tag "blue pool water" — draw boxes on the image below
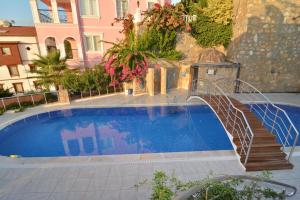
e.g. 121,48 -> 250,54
0,105 -> 299,157
0,105 -> 234,157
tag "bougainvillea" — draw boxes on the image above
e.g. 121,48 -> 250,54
111,14 -> 135,42
103,32 -> 154,87
142,3 -> 186,31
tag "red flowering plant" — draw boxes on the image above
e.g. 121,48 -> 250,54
102,13 -> 156,87
142,3 -> 186,31
102,32 -> 155,87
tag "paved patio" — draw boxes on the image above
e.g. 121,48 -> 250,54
0,89 -> 300,200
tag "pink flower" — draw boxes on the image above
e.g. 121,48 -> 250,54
154,3 -> 161,10
109,67 -> 115,76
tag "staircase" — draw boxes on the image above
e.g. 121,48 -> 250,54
187,78 -> 299,171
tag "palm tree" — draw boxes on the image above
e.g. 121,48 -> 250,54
33,51 -> 67,90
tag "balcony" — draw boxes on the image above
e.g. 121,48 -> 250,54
38,9 -> 53,23
33,0 -> 75,24
38,9 -> 73,24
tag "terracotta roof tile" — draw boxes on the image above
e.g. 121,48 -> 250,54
0,26 -> 36,37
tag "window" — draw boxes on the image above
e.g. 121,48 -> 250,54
116,0 -> 128,19
1,47 -> 11,55
0,84 -> 3,90
13,83 -> 24,93
29,64 -> 36,73
84,34 -> 103,52
7,65 -> 19,77
79,0 -> 99,16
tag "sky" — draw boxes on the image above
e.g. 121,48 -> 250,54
0,0 -> 34,26
0,0 -> 181,26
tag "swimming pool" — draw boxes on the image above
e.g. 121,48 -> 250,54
0,105 -> 234,157
0,105 -> 299,158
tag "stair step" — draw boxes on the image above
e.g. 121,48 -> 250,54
233,137 -> 277,145
202,95 -> 294,171
240,152 -> 287,162
245,160 -> 293,171
237,143 -> 282,153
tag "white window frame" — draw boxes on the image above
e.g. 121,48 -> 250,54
84,33 -> 104,54
79,0 -> 100,18
115,0 -> 129,19
147,0 -> 158,10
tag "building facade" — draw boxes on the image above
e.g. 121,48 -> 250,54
0,26 -> 41,94
29,0 -> 170,68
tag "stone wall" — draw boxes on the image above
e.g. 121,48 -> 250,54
228,0 -> 300,92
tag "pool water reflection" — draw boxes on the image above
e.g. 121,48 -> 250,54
0,106 -> 235,157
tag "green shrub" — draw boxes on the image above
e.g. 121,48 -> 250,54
203,0 -> 233,25
139,3 -> 186,61
191,13 -> 232,47
0,89 -> 13,98
0,108 -> 4,115
180,0 -> 208,14
5,103 -> 20,110
138,28 -> 182,60
135,171 -> 285,200
14,107 -> 26,113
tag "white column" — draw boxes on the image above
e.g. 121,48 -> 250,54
70,0 -> 78,24
51,0 -> 60,23
59,43 -> 66,59
77,43 -> 84,61
29,0 -> 40,23
39,43 -> 48,56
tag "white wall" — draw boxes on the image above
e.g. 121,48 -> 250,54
0,64 -> 39,94
0,35 -> 41,94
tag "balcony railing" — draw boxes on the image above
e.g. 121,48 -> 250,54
58,10 -> 73,24
38,9 -> 53,23
38,9 -> 73,24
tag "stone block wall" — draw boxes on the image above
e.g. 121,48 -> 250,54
228,0 -> 300,92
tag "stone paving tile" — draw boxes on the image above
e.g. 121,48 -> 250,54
119,189 -> 138,200
88,177 -> 108,191
69,178 -> 91,192
121,176 -> 138,190
104,175 -> 123,190
101,189 -> 120,200
48,192 -> 87,200
53,178 -> 76,192
84,191 -> 103,200
77,167 -> 96,179
3,192 -> 50,200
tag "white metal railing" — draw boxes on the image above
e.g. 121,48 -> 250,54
183,14 -> 197,23
209,77 -> 299,161
0,92 -> 58,111
232,79 -> 299,160
187,79 -> 255,165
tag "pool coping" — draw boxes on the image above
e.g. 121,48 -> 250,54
0,150 -> 245,168
1,147 -> 300,168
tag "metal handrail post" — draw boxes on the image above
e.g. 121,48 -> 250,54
43,93 -> 48,104
244,132 -> 253,165
1,98 -> 6,111
17,96 -> 21,108
288,133 -> 299,161
31,94 -> 35,105
271,109 -> 279,132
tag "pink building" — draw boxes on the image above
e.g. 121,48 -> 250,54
29,0 -> 170,68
